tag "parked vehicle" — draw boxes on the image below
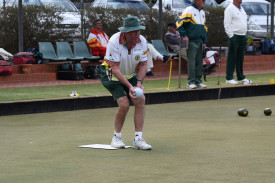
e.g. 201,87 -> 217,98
0,0 -> 81,37
91,0 -> 150,12
219,0 -> 274,39
152,0 -> 217,13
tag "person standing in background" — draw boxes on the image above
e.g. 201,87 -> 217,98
176,0 -> 207,89
224,0 -> 252,85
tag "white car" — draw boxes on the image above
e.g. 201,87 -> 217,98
0,0 -> 81,37
153,0 -> 217,13
91,0 -> 150,12
219,0 -> 274,39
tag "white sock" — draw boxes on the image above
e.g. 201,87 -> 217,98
135,132 -> 142,140
147,68 -> 151,73
114,131 -> 122,138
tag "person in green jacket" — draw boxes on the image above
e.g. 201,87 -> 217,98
176,0 -> 207,89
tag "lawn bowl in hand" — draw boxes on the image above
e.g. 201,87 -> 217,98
132,87 -> 143,98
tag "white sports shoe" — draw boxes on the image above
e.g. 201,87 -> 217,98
196,83 -> 207,88
111,135 -> 125,148
238,78 -> 252,85
187,84 -> 197,89
226,79 -> 238,85
133,138 -> 152,150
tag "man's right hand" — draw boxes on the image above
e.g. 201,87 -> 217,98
129,86 -> 135,98
183,36 -> 189,46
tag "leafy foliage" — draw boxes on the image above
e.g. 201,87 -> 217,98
204,6 -> 227,47
0,5 -> 228,54
84,7 -> 178,42
0,6 -> 73,54
85,7 -> 227,46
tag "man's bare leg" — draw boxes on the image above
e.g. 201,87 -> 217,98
111,96 -> 130,148
114,96 -> 130,133
131,95 -> 152,150
132,95 -> 145,132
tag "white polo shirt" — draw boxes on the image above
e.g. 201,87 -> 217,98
224,3 -> 247,38
105,32 -> 148,80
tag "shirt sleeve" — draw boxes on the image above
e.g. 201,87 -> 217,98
176,8 -> 190,37
105,40 -> 120,64
224,6 -> 234,38
140,36 -> 148,62
166,34 -> 180,45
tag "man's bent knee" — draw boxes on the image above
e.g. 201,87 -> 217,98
132,95 -> 146,106
117,96 -> 130,110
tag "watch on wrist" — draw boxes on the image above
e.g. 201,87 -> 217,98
138,80 -> 143,84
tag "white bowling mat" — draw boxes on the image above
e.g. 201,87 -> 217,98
78,144 -> 131,150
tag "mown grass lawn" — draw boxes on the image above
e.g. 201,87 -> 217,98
1,96 -> 275,183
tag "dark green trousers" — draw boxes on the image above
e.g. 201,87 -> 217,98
226,35 -> 247,81
187,42 -> 203,84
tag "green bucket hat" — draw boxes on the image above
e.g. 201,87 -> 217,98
118,15 -> 145,33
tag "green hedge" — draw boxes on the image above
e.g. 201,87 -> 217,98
204,6 -> 227,47
84,7 -> 179,42
0,6 -> 227,54
85,7 -> 227,47
0,6 -> 73,54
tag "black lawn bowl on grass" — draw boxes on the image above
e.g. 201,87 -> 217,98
264,108 -> 272,116
238,108 -> 249,117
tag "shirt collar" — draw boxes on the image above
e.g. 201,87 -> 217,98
119,32 -> 141,50
192,3 -> 204,11
91,29 -> 104,34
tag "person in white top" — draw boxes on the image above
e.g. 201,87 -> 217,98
224,0 -> 252,85
87,19 -> 109,58
101,15 -> 152,150
146,43 -> 172,77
